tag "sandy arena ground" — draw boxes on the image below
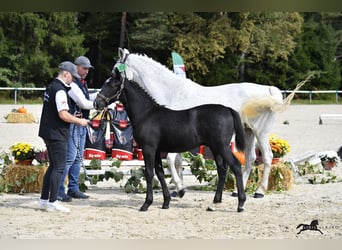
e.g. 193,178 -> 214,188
0,104 -> 342,239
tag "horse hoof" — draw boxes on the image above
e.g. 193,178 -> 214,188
206,206 -> 215,212
139,206 -> 148,211
171,191 -> 178,197
237,207 -> 244,212
178,188 -> 186,198
254,193 -> 264,198
231,192 -> 238,197
162,205 -> 169,209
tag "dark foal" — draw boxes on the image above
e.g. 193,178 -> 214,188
94,70 -> 246,212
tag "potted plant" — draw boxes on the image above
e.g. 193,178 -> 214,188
9,142 -> 35,165
318,151 -> 340,170
34,148 -> 49,164
268,134 -> 291,164
1,144 -> 48,193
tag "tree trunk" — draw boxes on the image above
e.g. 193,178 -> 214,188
120,12 -> 127,48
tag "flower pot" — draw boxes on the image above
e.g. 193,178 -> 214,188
271,158 -> 280,165
15,159 -> 33,166
322,160 -> 336,170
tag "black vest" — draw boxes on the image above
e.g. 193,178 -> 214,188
69,78 -> 90,119
38,78 -> 71,141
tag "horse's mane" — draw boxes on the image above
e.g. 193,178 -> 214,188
127,53 -> 193,85
128,80 -> 165,108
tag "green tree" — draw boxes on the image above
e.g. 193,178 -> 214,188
77,12 -> 122,88
279,13 -> 341,91
0,12 -> 86,89
128,12 -> 174,63
168,12 -> 236,81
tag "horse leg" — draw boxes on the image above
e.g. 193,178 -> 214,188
154,152 -> 171,209
175,153 -> 186,197
207,153 -> 226,211
166,153 -> 186,198
225,149 -> 246,212
232,128 -> 256,196
213,138 -> 246,212
140,148 -> 156,211
254,132 -> 273,198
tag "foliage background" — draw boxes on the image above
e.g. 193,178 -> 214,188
0,12 -> 341,95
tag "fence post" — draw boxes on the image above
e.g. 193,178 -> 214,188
14,88 -> 18,104
309,90 -> 312,103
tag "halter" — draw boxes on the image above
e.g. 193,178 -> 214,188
96,50 -> 129,105
96,81 -> 124,106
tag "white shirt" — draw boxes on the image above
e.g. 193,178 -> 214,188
55,77 -> 70,112
68,81 -> 96,110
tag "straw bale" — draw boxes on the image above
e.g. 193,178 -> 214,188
252,162 -> 294,191
6,112 -> 35,123
226,162 -> 294,191
0,164 -> 47,193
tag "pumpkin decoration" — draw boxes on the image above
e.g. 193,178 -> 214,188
17,106 -> 27,114
233,151 -> 246,165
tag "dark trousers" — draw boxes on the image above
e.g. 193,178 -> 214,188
40,140 -> 67,202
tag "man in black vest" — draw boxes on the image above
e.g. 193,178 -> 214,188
58,56 -> 97,201
38,61 -> 89,212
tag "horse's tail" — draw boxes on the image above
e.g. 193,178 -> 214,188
272,73 -> 314,113
231,108 -> 246,152
241,73 -> 314,121
296,224 -> 304,229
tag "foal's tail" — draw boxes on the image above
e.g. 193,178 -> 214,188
231,108 -> 246,152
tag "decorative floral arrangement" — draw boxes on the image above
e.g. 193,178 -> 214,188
34,148 -> 49,164
269,134 -> 291,158
318,151 -> 340,163
10,142 -> 35,161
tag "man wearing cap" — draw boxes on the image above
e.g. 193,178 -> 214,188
58,56 -> 97,201
38,61 -> 89,212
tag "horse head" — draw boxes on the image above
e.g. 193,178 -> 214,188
94,68 -> 124,110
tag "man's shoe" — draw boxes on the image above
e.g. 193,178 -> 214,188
37,199 -> 49,210
67,190 -> 89,199
47,201 -> 70,213
58,193 -> 72,202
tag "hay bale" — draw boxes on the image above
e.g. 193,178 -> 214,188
225,162 -> 293,192
6,112 -> 35,123
0,164 -> 47,193
251,162 -> 294,191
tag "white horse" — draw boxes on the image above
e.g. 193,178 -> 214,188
115,48 -> 303,198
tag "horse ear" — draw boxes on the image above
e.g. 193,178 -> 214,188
118,48 -> 124,59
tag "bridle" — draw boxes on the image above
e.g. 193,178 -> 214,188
96,51 -> 129,106
96,92 -> 118,106
96,75 -> 126,106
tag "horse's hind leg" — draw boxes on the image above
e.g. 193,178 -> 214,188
155,151 -> 171,209
254,131 -> 273,198
167,153 -> 186,198
233,128 -> 256,196
223,148 -> 246,212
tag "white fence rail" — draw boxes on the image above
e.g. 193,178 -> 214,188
1,87 -> 342,104
0,87 -> 99,104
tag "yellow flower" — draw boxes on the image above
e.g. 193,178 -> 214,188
10,142 -> 35,161
269,134 -> 290,158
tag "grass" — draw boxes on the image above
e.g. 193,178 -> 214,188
291,99 -> 342,105
0,99 -> 42,105
1,92 -> 342,105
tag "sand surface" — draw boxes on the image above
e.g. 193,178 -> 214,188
0,104 -> 342,239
